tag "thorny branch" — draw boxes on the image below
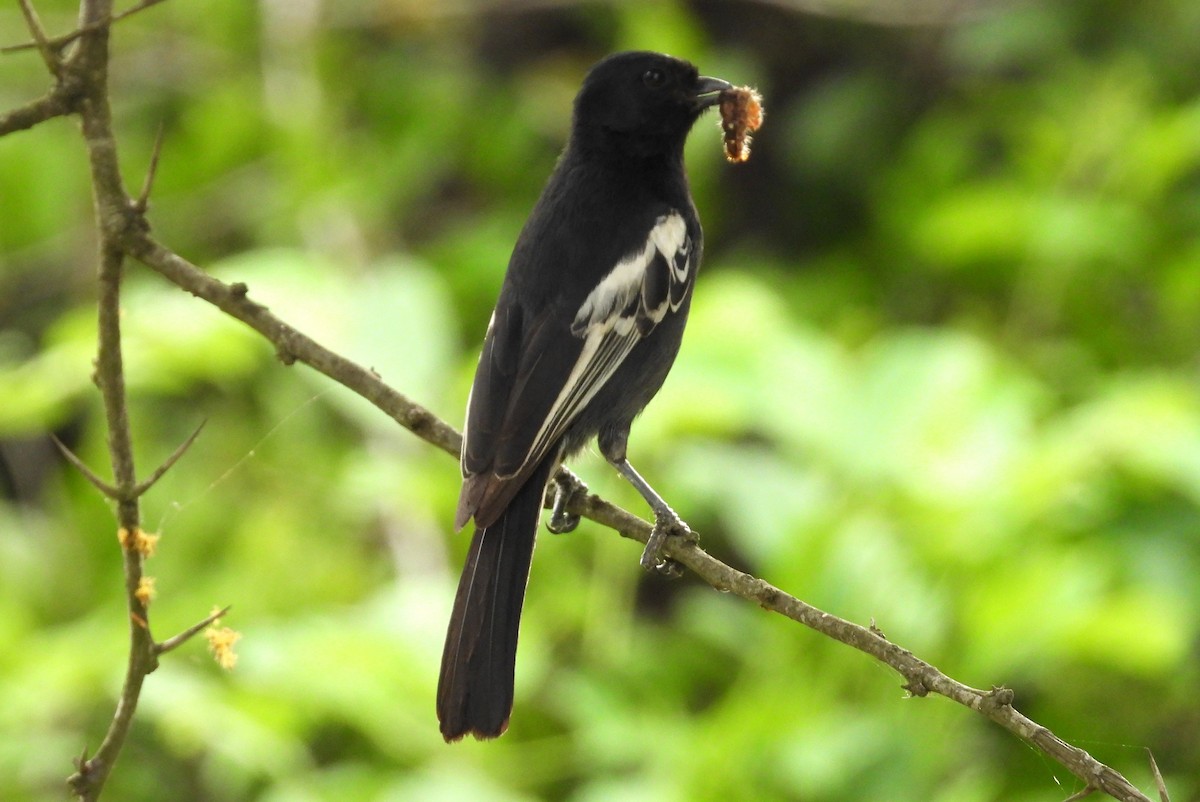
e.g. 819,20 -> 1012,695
2,1 -> 229,799
1,0 -> 169,55
130,229 -> 1154,802
0,1 -> 1167,801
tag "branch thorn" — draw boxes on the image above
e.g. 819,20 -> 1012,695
133,120 -> 166,213
50,434 -> 120,498
156,604 -> 232,656
1147,749 -> 1170,802
131,419 -> 206,498
15,0 -> 60,77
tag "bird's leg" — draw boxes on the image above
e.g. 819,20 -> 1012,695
597,427 -> 694,574
608,457 -> 694,574
546,467 -> 586,534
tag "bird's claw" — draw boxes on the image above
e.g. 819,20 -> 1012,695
546,470 -> 586,535
639,510 -> 694,576
547,507 -> 580,534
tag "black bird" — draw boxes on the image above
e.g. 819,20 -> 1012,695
438,51 -> 732,742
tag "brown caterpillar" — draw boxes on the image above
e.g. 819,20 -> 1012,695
718,86 -> 764,164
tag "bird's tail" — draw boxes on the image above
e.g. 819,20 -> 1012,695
437,457 -> 555,741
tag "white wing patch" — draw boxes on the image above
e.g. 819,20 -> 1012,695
572,212 -> 689,337
510,212 -> 693,477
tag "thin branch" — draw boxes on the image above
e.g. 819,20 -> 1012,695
156,605 -> 231,656
0,0 -> 88,139
50,434 -> 120,498
2,0 -> 170,55
16,0 -> 61,76
566,493 -> 1152,801
130,419 -> 206,498
0,90 -> 75,136
65,2 -> 153,799
125,234 -> 463,454
124,227 -> 1157,800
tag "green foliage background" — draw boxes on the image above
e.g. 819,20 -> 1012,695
2,1 -> 1199,799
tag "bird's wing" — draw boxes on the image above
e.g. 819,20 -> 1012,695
457,210 -> 694,529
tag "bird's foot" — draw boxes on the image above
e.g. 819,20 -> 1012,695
639,508 -> 695,577
546,468 -> 587,534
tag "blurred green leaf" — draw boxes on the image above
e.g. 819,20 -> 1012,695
3,2 -> 1199,800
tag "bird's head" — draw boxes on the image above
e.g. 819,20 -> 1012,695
571,51 -> 732,159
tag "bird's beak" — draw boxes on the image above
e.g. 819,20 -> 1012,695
693,76 -> 733,109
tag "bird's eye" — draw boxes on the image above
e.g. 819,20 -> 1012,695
641,68 -> 666,88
